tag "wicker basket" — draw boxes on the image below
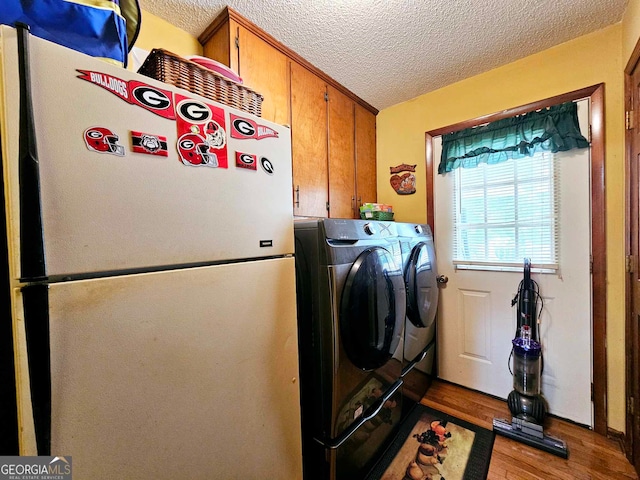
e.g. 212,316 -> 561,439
360,211 -> 394,221
137,49 -> 264,117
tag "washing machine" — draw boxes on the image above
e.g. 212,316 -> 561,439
294,218 -> 406,480
396,223 -> 439,409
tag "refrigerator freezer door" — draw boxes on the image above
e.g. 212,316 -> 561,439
34,258 -> 301,479
1,27 -> 294,279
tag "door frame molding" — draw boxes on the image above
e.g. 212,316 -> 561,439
624,39 -> 640,468
425,84 -> 607,435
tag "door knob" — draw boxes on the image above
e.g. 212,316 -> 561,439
436,275 -> 449,285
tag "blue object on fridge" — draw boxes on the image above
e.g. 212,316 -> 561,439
0,0 -> 140,66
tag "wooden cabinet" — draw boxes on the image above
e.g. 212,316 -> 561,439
328,86 -> 356,219
201,16 -> 289,125
235,25 -> 290,126
355,104 -> 377,208
199,7 -> 377,218
201,18 -> 233,69
290,62 -> 328,217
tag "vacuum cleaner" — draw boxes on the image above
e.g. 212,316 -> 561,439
492,259 -> 569,458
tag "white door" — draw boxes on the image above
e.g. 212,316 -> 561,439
434,101 -> 592,425
17,258 -> 302,479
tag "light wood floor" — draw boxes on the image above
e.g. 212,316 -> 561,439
421,380 -> 639,479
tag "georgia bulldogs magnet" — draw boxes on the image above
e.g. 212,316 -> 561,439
235,151 -> 257,170
175,93 -> 228,168
77,70 -> 176,120
230,113 -> 279,140
260,157 -> 274,175
131,131 -> 168,156
84,126 -> 125,156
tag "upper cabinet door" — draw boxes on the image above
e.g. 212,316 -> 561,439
236,25 -> 290,126
291,61 -> 328,218
201,20 -> 233,68
199,8 -> 377,217
327,86 -> 355,219
355,104 -> 377,207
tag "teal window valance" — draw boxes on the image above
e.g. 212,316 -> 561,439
438,101 -> 589,174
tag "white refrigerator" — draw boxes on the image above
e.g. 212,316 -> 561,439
1,25 -> 302,479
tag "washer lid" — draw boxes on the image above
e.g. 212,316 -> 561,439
405,241 -> 438,328
340,247 -> 406,371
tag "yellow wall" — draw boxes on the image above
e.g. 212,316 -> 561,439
132,10 -> 202,58
623,0 -> 640,66
377,24 -> 627,431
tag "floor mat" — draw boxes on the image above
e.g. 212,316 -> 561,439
366,403 -> 495,480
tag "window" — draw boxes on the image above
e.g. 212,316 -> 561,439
452,151 -> 559,272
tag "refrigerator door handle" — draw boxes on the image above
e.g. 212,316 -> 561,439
16,23 -> 47,281
22,284 -> 51,456
314,379 -> 403,450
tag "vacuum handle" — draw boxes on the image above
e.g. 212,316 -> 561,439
523,258 -> 531,288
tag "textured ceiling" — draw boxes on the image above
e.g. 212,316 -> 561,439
139,0 -> 629,111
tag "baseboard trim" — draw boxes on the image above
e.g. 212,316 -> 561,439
607,427 -> 628,459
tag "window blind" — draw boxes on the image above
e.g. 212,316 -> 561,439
452,151 -> 559,272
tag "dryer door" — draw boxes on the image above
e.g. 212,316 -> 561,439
340,247 -> 406,370
405,240 -> 438,329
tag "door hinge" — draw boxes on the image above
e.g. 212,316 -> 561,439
324,91 -> 328,102
626,110 -> 634,130
326,201 -> 330,212
626,255 -> 634,274
628,396 -> 635,415
588,124 -> 592,143
591,382 -> 594,401
235,36 -> 239,49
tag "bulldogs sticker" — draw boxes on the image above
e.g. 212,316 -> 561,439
260,157 -> 274,175
230,113 -> 279,140
175,94 -> 228,168
84,126 -> 125,156
131,131 -> 168,157
77,70 -> 176,120
236,152 -> 257,170
177,133 -> 219,167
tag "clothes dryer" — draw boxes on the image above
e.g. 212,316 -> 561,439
397,223 -> 439,408
295,219 -> 406,480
